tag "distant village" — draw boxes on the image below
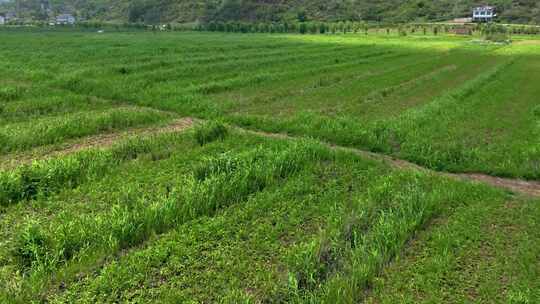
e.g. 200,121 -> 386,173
0,12 -> 76,25
0,0 -> 76,26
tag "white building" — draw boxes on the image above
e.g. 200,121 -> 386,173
473,6 -> 496,22
0,15 -> 5,25
56,14 -> 75,25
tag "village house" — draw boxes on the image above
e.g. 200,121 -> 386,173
3,11 -> 16,23
473,6 -> 496,22
56,13 -> 75,25
0,15 -> 5,25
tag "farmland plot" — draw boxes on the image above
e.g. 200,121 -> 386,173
0,30 -> 538,303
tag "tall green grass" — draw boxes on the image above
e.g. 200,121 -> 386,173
1,31 -> 538,302
194,121 -> 228,146
0,107 -> 174,154
30,141 -> 507,304
286,171 -> 503,303
0,131 -> 187,206
9,140 -> 329,282
0,85 -> 27,102
0,93 -> 114,126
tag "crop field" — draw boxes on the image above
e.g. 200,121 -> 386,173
0,30 -> 539,303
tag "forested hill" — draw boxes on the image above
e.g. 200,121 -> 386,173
2,0 -> 540,24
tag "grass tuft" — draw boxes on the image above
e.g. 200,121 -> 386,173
0,86 -> 25,102
194,121 -> 229,146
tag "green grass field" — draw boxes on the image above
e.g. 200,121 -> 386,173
0,30 -> 539,303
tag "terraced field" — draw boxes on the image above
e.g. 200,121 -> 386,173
0,30 -> 539,303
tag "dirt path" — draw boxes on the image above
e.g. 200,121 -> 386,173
241,128 -> 540,198
454,173 -> 540,197
0,118 -> 195,170
1,118 -> 538,198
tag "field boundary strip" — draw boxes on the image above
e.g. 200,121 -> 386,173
238,127 -> 540,198
0,117 -> 195,169
2,116 -> 538,197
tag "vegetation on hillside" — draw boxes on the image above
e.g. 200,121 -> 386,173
1,0 -> 540,24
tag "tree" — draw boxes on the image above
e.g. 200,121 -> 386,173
299,22 -> 307,34
128,0 -> 147,23
297,10 -> 307,22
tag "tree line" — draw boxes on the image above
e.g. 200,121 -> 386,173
193,21 -> 540,36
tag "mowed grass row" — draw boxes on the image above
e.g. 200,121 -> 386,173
0,124 -> 512,303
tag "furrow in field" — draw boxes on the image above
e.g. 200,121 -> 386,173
218,50 -> 453,115
120,43 -> 357,75
4,123 -> 533,303
57,47 -> 390,101
67,43 -> 358,77
46,51 -> 404,118
359,64 -> 458,104
184,51 -> 407,97
226,55 -> 530,179
50,38 -> 330,70
346,52 -> 505,120
134,46 -> 382,86
182,52 -> 398,96
294,53 -> 449,97
227,53 -> 458,117
66,43 -> 356,84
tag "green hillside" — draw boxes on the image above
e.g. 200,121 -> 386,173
2,0 -> 540,24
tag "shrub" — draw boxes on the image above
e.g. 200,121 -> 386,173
485,32 -> 511,43
398,27 -> 408,36
482,24 -> 511,43
194,121 -> 228,146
